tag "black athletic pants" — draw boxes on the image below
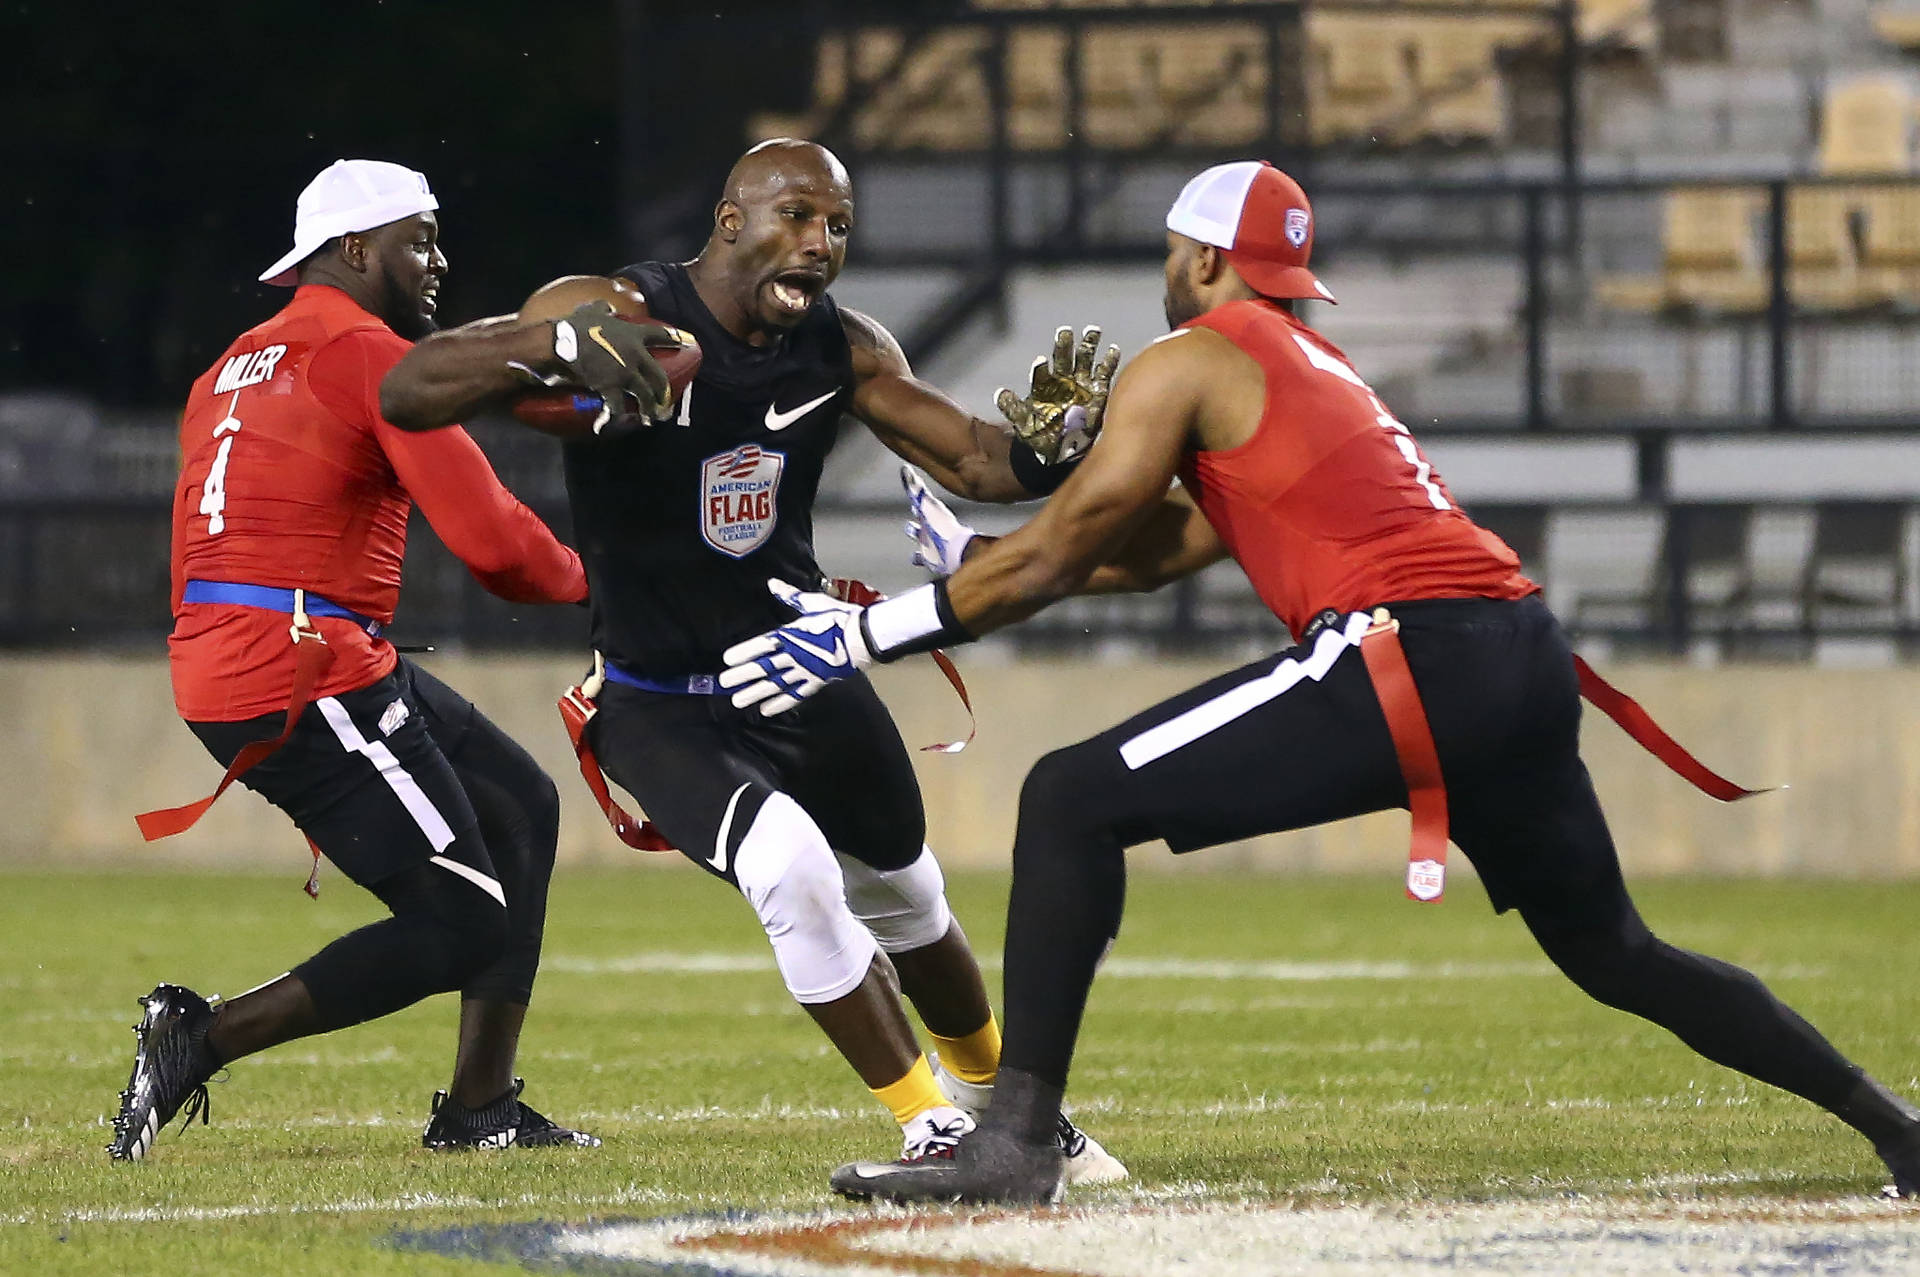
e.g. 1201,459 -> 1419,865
187,658 -> 559,1031
586,671 -> 927,888
998,596 -> 1879,1137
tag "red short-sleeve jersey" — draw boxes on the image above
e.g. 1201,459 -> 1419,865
1176,300 -> 1535,637
169,284 -> 585,721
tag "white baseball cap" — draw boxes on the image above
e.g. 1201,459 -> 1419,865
1166,160 -> 1335,304
258,159 -> 439,286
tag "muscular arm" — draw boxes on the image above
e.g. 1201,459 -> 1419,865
842,307 -> 1031,504
941,334 -> 1214,634
378,420 -> 588,604
957,486 -> 1226,595
1078,485 -> 1228,594
379,314 -> 560,431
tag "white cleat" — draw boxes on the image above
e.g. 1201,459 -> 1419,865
901,1104 -> 974,1161
1055,1111 -> 1128,1186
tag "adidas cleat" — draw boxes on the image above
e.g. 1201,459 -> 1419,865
421,1078 -> 600,1149
831,1122 -> 1064,1206
930,1053 -> 1126,1187
107,983 -> 218,1161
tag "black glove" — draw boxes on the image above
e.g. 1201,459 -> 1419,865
552,301 -> 675,424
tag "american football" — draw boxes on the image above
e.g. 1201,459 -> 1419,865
511,273 -> 702,436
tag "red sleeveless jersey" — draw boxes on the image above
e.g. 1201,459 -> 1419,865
170,284 -> 585,721
1176,300 -> 1534,637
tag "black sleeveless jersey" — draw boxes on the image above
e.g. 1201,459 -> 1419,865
561,260 -> 855,676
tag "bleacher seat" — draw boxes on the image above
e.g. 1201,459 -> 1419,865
1787,185 -> 1868,312
1860,185 -> 1920,304
1307,14 -> 1415,144
1008,26 -> 1068,149
1740,506 -> 1817,631
1872,7 -> 1920,52
1543,506 -> 1667,631
1577,0 -> 1656,50
1662,186 -> 1768,313
1819,76 -> 1912,175
1672,504 -> 1751,632
1810,501 -> 1907,631
1409,19 -> 1508,143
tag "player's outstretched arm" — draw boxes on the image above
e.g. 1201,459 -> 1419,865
940,336 -> 1202,634
719,335 -> 1209,717
376,417 -> 586,606
844,308 -> 1100,505
903,466 -> 1223,594
382,302 -> 672,434
1077,485 -> 1227,595
379,314 -> 560,431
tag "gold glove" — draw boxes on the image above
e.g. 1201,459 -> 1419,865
996,325 -> 1121,464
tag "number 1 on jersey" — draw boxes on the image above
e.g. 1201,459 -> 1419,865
1292,333 -> 1449,511
200,391 -> 243,534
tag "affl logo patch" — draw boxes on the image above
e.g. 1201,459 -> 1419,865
699,444 -> 786,558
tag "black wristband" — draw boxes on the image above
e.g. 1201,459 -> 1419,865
1009,437 -> 1082,496
859,579 -> 976,663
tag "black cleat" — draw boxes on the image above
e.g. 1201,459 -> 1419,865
107,984 -> 219,1161
421,1078 -> 600,1149
1878,1127 -> 1920,1201
829,1123 -> 1064,1206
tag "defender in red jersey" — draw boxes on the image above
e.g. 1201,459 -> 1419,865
716,162 -> 1920,1205
109,160 -> 665,1161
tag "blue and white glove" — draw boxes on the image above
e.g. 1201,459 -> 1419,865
902,465 -> 976,578
720,580 -> 873,716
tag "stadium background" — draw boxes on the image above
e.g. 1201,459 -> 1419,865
5,0 -> 1919,883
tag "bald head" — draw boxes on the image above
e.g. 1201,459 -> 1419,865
693,138 -> 855,339
723,138 -> 851,207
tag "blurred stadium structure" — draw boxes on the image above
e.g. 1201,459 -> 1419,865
6,0 -> 1920,661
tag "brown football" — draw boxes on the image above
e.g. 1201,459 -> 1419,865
510,274 -> 702,436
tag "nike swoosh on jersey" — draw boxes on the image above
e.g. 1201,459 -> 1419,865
784,630 -> 846,665
764,389 -> 838,432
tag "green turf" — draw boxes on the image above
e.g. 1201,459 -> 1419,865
1,867 -> 1913,1274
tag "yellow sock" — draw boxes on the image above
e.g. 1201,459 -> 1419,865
930,1013 -> 1001,1086
872,1054 -> 947,1125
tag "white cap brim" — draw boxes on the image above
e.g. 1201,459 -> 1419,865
259,241 -> 325,287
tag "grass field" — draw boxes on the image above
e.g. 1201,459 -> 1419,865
2,867 -> 1916,1275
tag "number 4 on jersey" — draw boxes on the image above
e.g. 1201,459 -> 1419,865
1292,333 -> 1450,511
200,391 -> 243,534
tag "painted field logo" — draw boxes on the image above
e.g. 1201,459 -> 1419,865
700,444 -> 785,558
401,1198 -> 1920,1276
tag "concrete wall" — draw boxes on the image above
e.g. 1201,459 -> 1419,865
5,654 -> 1917,882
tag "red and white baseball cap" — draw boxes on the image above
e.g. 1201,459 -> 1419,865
1165,160 -> 1334,304
259,159 -> 439,286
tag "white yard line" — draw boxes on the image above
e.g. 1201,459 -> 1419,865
1,1183 -> 688,1228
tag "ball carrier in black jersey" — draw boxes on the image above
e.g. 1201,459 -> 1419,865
381,139 -> 1123,1178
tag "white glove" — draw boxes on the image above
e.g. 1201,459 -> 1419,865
901,465 -> 976,578
719,580 -> 873,716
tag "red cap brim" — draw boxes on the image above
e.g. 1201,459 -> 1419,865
1224,251 -> 1336,304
